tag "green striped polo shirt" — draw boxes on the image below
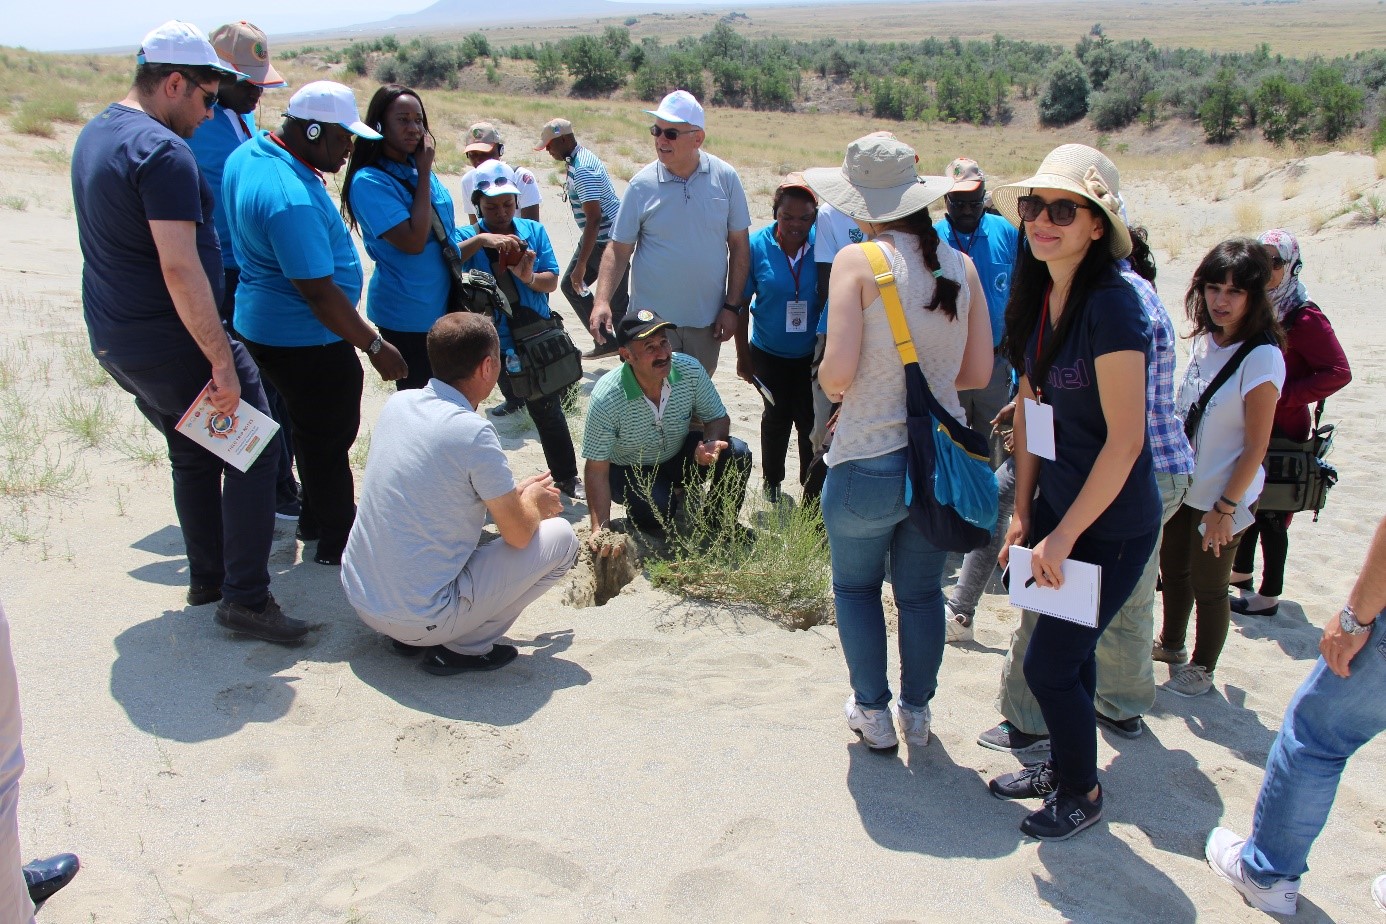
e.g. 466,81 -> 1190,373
581,352 -> 727,466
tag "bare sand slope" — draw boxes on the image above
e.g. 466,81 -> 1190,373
1,132 -> 1383,922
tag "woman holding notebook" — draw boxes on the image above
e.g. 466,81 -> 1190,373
986,145 -> 1161,840
1155,239 -> 1285,697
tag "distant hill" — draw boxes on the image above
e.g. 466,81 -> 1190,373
380,0 -> 632,27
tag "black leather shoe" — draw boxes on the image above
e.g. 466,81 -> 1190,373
186,584 -> 222,606
215,595 -> 312,645
1230,597 -> 1279,617
24,852 -> 79,906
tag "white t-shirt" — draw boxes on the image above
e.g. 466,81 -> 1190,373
813,202 -> 864,263
460,162 -> 542,221
1176,333 -> 1285,512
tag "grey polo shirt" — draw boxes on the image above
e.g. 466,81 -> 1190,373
341,380 -> 516,627
611,150 -> 751,329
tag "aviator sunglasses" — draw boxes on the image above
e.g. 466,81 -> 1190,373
1015,195 -> 1097,227
649,125 -> 698,141
474,175 -> 514,192
176,71 -> 219,109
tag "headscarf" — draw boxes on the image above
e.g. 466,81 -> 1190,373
1259,228 -> 1308,321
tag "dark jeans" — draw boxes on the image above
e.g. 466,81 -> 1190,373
1022,498 -> 1159,795
524,391 -> 579,484
560,238 -> 629,336
241,338 -> 363,557
1232,509 -> 1289,597
379,327 -> 432,391
98,340 -> 275,606
750,343 -> 815,491
609,433 -> 752,532
224,268 -> 297,505
1159,503 -> 1245,672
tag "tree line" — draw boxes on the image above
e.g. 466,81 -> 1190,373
333,21 -> 1386,147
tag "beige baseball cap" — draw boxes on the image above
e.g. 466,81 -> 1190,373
465,122 -> 503,153
209,21 -> 286,89
534,118 -> 574,151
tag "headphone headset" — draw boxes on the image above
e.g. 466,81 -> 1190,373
305,121 -> 322,143
373,122 -> 382,133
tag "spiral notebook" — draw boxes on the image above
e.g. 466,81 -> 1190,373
1007,546 -> 1102,628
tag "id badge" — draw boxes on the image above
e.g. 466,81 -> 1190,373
1023,398 -> 1056,461
785,300 -> 809,333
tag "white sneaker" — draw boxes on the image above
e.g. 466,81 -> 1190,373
892,701 -> 931,746
1164,664 -> 1214,697
1205,827 -> 1299,915
944,603 -> 974,644
1374,873 -> 1386,913
845,694 -> 898,750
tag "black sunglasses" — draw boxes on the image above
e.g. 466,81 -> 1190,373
945,196 -> 986,211
1016,195 -> 1096,226
176,71 -> 219,110
649,125 -> 698,141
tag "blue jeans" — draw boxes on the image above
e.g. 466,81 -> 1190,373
1241,616 -> 1386,886
823,449 -> 947,711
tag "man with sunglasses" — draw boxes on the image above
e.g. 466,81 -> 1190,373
71,22 -> 308,643
590,90 -> 751,375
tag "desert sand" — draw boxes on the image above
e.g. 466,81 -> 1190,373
0,117 -> 1383,923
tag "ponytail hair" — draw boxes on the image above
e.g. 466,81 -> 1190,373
892,208 -> 960,320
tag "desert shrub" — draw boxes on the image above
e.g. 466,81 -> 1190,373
533,44 -> 563,93
1039,53 -> 1090,126
564,35 -> 625,95
1255,74 -> 1312,145
1200,68 -> 1246,144
1307,66 -> 1364,142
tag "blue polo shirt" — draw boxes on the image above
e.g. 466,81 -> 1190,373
456,216 -> 559,351
186,104 -> 255,270
223,131 -> 363,347
742,223 -> 820,359
348,157 -> 459,333
934,212 -> 1017,347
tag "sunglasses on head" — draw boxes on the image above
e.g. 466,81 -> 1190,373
649,125 -> 697,141
475,175 -> 513,192
1015,195 -> 1097,226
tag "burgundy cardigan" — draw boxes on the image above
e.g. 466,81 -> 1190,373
1275,302 -> 1351,441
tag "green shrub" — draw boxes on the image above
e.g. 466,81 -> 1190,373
1039,53 -> 1090,126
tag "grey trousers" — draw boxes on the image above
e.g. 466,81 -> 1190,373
0,605 -> 34,923
357,519 -> 579,656
995,471 -> 1190,729
947,457 -> 1017,617
665,324 -> 723,377
958,354 -> 1013,469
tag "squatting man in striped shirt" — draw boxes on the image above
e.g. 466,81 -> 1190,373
581,311 -> 753,550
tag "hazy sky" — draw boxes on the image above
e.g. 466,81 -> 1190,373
13,1 -> 438,52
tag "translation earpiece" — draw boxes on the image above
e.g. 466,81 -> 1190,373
305,121 -> 322,143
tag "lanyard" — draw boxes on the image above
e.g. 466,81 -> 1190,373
268,132 -> 325,186
1034,282 -> 1052,401
778,236 -> 806,300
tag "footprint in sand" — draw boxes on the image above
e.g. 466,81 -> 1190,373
392,718 -> 528,798
212,679 -> 295,726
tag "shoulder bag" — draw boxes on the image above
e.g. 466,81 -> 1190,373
1257,399 -> 1337,518
863,242 -> 998,553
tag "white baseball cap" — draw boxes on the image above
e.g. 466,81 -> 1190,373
644,89 -> 704,128
137,20 -> 248,79
470,160 -> 520,198
286,81 -> 382,140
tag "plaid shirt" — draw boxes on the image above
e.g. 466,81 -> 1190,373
1122,264 -> 1195,475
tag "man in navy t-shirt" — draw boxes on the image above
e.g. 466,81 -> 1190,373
70,20 -> 308,644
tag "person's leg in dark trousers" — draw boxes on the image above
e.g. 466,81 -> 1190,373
609,462 -> 676,532
1158,504 -> 1199,653
523,392 -> 578,483
99,343 -> 276,606
1231,517 -> 1260,590
749,344 -> 814,495
378,327 -> 433,391
1188,524 -> 1243,673
674,432 -> 752,530
1022,500 -> 1158,797
1159,503 -> 1244,671
243,339 -> 363,564
1251,510 -> 1289,598
560,239 -> 629,340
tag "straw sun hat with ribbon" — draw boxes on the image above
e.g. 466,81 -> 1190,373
804,135 -> 952,223
988,144 -> 1132,260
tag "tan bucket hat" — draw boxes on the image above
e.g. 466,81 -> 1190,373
989,144 -> 1132,260
804,135 -> 951,223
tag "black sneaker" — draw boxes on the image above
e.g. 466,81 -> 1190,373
186,584 -> 222,607
490,399 -> 526,418
977,721 -> 1051,755
1020,787 -> 1104,841
214,594 -> 311,645
1095,711 -> 1144,739
584,342 -> 619,359
989,760 -> 1058,801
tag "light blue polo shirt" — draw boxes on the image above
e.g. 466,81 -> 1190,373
186,104 -> 255,270
223,131 -> 363,347
934,211 -> 1017,347
348,157 -> 458,333
611,151 -> 751,329
742,223 -> 819,359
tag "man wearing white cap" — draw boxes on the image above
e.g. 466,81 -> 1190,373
223,80 -> 408,568
590,90 -> 751,375
187,21 -> 300,521
71,21 -> 308,644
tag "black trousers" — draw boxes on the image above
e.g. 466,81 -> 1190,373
241,338 -> 363,557
225,268 -> 298,505
379,327 -> 433,391
523,391 -> 579,484
750,343 -> 815,490
560,238 -> 629,335
1232,509 -> 1290,597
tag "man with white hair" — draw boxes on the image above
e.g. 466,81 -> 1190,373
589,90 -> 751,374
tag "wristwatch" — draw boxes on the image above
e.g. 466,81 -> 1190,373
366,335 -> 384,356
1339,604 -> 1373,636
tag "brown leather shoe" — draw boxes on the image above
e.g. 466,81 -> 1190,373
215,594 -> 311,644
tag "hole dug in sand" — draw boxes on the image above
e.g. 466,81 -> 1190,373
561,525 -> 639,608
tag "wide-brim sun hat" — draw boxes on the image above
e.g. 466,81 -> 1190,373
804,135 -> 952,223
989,143 -> 1132,260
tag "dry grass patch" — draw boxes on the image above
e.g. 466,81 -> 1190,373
1233,201 -> 1264,235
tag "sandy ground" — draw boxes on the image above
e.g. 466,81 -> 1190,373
0,124 -> 1384,923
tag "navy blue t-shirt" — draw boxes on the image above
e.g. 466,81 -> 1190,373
72,104 -> 223,362
1024,267 -> 1160,540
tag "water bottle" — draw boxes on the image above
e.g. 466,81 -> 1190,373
504,349 -> 521,375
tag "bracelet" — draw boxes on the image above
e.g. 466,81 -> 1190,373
1218,495 -> 1238,509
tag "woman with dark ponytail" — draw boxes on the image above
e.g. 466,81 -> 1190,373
804,135 -> 993,751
